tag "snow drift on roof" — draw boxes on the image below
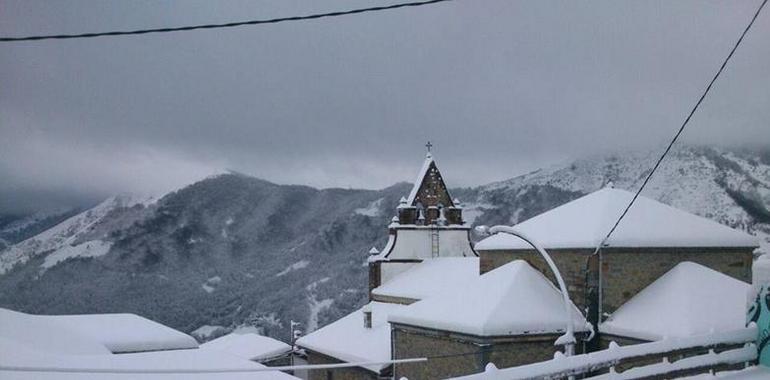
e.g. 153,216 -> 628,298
475,188 -> 758,250
296,301 -> 405,373
201,331 -> 291,361
388,260 -> 591,337
371,257 -> 479,301
599,262 -> 749,341
0,335 -> 297,380
0,308 -> 198,355
0,308 -> 296,380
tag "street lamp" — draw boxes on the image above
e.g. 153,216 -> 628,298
476,225 -> 577,356
290,320 -> 302,367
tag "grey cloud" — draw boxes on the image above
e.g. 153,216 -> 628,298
1,0 -> 768,212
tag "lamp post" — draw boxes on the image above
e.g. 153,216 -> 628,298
290,320 -> 302,368
477,225 -> 577,356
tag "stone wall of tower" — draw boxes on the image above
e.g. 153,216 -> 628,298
412,161 -> 454,209
478,247 -> 753,315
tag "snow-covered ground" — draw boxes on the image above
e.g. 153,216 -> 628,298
41,240 -> 112,270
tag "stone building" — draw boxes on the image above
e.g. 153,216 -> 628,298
387,260 -> 592,380
298,155 -> 759,380
598,261 -> 750,347
296,151 -> 480,380
474,187 -> 758,338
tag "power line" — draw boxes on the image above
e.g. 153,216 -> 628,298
0,0 -> 454,42
597,0 -> 768,248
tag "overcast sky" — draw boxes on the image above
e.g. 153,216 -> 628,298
1,0 -> 768,213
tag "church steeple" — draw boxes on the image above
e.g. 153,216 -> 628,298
398,146 -> 463,226
367,146 -> 476,295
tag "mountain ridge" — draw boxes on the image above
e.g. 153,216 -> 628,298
0,146 -> 767,342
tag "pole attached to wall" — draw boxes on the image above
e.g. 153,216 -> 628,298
749,253 -> 770,367
487,225 -> 577,356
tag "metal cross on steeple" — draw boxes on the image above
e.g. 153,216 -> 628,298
425,141 -> 433,153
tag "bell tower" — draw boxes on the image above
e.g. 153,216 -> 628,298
398,143 -> 464,226
368,144 -> 476,295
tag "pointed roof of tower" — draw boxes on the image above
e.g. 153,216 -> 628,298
406,152 -> 455,208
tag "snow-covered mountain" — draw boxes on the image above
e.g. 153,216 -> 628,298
0,207 -> 85,251
0,195 -> 155,275
458,146 -> 770,251
0,146 -> 767,342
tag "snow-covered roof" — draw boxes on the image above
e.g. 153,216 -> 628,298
0,308 -> 297,380
371,257 -> 479,301
295,301 -> 405,373
682,366 -> 770,379
599,262 -> 749,341
201,330 -> 291,361
475,188 -> 758,250
0,308 -> 198,354
0,336 -> 297,380
406,153 -> 435,205
388,260 -> 591,337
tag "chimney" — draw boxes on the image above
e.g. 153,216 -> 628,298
363,304 -> 372,329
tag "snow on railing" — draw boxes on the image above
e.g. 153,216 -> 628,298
586,345 -> 756,380
451,325 -> 757,380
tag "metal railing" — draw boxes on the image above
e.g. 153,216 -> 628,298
452,326 -> 757,380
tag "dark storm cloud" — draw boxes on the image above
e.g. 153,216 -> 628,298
1,0 -> 768,212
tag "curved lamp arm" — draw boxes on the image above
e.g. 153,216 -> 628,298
487,225 -> 576,356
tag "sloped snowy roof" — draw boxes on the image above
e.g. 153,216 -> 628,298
406,153 -> 435,205
0,308 -> 198,354
475,188 -> 758,250
371,257 -> 479,301
296,301 -> 405,373
388,260 -> 591,336
0,336 -> 297,380
0,308 -> 296,380
201,330 -> 291,361
599,262 -> 750,341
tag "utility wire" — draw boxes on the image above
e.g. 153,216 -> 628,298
597,0 -> 768,248
0,0 -> 454,42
